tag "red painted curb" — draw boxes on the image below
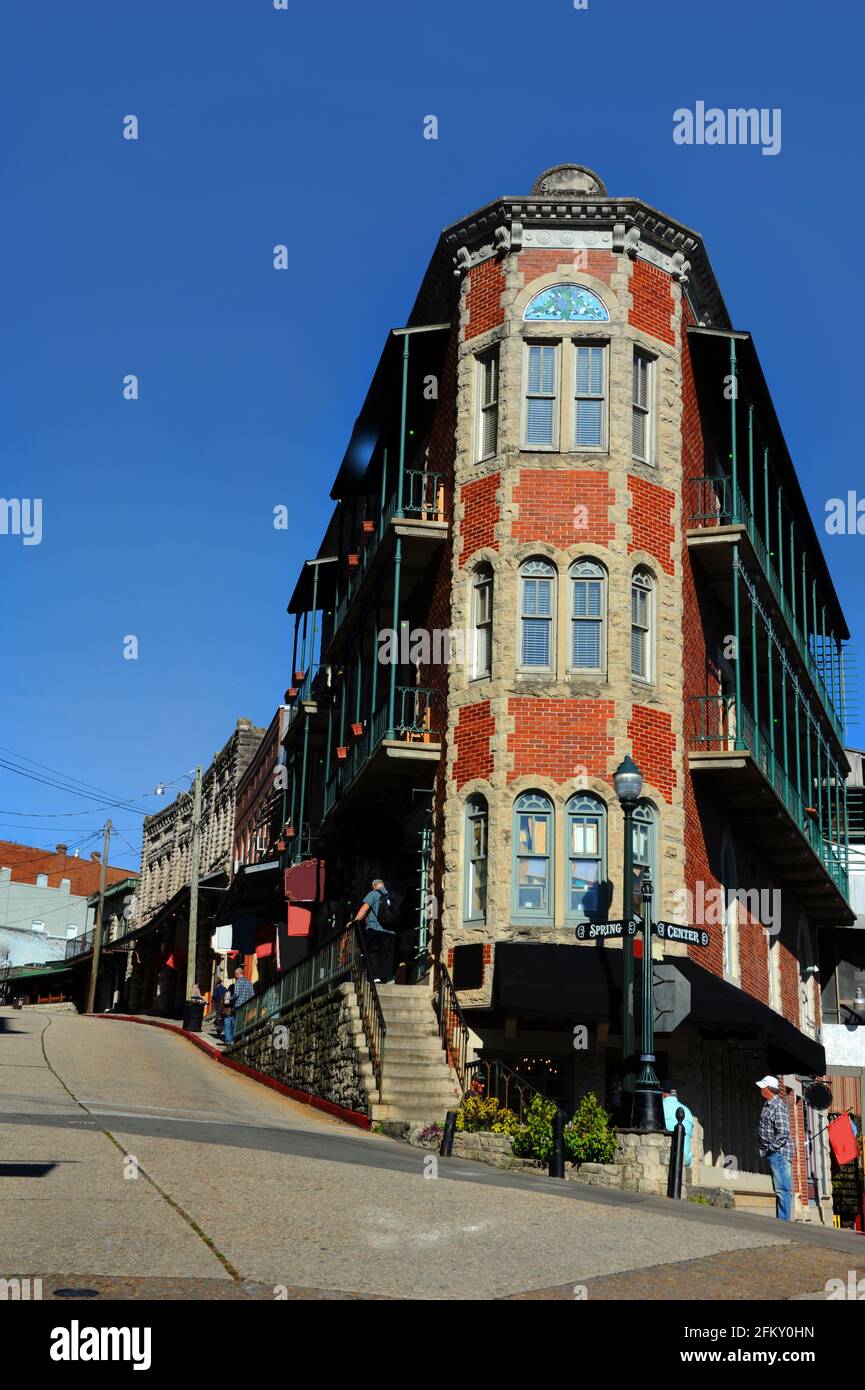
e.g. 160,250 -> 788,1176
87,1012 -> 372,1131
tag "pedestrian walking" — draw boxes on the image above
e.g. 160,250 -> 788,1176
661,1080 -> 694,1168
219,983 -> 235,1045
212,976 -> 226,1038
350,877 -> 399,983
756,1074 -> 794,1221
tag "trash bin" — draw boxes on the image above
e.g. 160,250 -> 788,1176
182,998 -> 205,1033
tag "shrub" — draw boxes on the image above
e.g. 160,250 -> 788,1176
511,1094 -> 559,1162
456,1094 -> 512,1133
563,1092 -> 618,1165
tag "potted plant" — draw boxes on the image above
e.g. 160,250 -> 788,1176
350,721 -> 363,737
287,686 -> 298,699
336,746 -> 348,760
346,553 -> 359,569
295,669 -> 305,682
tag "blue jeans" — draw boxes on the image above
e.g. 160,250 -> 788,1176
767,1152 -> 794,1221
223,1016 -> 235,1046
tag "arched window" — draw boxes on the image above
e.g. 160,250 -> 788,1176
464,795 -> 488,922
569,560 -> 606,673
631,568 -> 654,681
721,839 -> 739,982
470,564 -> 493,681
513,792 -> 554,922
524,284 -> 609,323
630,801 -> 658,919
519,558 -> 556,671
566,794 -> 607,920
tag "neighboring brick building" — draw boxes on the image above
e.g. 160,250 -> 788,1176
125,717 -> 264,1014
274,164 -> 851,1213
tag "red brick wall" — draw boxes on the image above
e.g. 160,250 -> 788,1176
738,911 -> 770,1006
513,469 -> 615,548
629,259 -> 675,345
459,472 -> 499,568
508,699 -> 614,783
453,701 -> 495,788
0,840 -> 132,894
627,706 -> 676,803
464,259 -> 506,341
628,475 -> 675,575
518,248 -> 616,289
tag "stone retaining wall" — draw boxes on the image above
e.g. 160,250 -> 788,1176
225,983 -> 376,1117
452,1127 -> 689,1197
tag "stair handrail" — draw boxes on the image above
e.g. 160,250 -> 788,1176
433,962 -> 472,1095
464,1055 -> 562,1127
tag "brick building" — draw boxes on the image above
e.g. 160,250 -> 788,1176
264,164 -> 851,1209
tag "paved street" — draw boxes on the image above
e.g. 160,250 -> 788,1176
0,1008 -> 861,1301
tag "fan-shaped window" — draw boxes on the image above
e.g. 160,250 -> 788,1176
464,795 -> 488,923
519,558 -> 556,671
513,792 -> 554,921
566,794 -> 606,920
569,560 -> 606,673
524,284 -> 609,322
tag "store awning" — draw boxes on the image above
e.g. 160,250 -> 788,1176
491,942 -> 825,1074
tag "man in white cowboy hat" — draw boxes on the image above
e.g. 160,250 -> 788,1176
756,1075 -> 794,1220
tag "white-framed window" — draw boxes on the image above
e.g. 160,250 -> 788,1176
573,343 -> 608,450
469,563 -> 493,681
631,802 -> 658,919
476,347 -> 499,461
566,794 -> 607,920
632,349 -> 655,464
569,559 -> 606,673
523,342 -> 559,448
31,920 -> 45,933
519,558 -> 556,671
36,872 -> 48,887
630,568 -> 654,681
513,791 -> 554,922
721,840 -> 740,982
464,795 -> 488,923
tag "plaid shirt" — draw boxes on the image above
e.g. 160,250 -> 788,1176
232,976 -> 254,1008
757,1094 -> 793,1162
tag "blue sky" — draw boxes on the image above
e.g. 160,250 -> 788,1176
1,0 -> 863,868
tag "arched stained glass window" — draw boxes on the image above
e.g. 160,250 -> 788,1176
513,791 -> 554,921
524,284 -> 609,323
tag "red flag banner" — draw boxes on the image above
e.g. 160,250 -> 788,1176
828,1114 -> 860,1166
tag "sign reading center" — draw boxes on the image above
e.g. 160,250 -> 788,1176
655,921 -> 710,948
575,919 -> 639,941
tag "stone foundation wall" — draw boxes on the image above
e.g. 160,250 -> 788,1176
452,1126 -> 687,1198
225,983 -> 376,1117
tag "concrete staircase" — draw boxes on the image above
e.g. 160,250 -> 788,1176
369,983 -> 462,1126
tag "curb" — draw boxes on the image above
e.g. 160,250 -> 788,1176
87,1012 -> 372,1131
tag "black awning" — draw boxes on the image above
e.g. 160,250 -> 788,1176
491,942 -> 824,1075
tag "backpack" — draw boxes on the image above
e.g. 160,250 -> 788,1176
375,887 -> 403,928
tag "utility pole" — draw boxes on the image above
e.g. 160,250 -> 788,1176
185,767 -> 203,1000
86,819 -> 112,1014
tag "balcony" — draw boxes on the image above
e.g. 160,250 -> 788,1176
687,694 -> 852,924
65,929 -> 96,960
329,471 -> 447,651
323,685 -> 442,818
687,475 -> 844,745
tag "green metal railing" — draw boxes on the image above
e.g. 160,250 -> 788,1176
232,923 -> 386,1091
332,471 -> 446,636
688,694 -> 849,898
689,476 -> 844,743
323,686 -> 439,816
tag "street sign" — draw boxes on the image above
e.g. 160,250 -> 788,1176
654,921 -> 710,948
575,919 -> 639,941
652,963 -> 692,1032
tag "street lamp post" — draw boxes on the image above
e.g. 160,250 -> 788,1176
613,755 -> 643,1120
633,865 -> 664,1131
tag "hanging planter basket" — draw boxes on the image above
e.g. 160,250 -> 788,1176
295,669 -> 305,682
287,687 -> 299,699
346,554 -> 360,569
336,746 -> 349,760
350,722 -> 364,737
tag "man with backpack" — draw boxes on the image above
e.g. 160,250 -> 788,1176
351,877 -> 400,983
